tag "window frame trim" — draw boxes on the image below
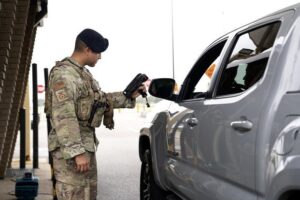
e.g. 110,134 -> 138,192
178,38 -> 229,103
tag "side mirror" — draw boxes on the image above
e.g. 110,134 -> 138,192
149,78 -> 176,100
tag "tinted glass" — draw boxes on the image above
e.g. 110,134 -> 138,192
216,22 -> 281,96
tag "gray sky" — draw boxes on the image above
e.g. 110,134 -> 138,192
32,0 -> 300,92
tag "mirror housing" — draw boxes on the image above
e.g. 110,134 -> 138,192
149,78 -> 176,101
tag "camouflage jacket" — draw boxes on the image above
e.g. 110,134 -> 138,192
45,57 -> 135,159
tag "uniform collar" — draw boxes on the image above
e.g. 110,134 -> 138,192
64,57 -> 84,69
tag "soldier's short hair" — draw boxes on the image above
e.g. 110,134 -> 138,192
74,38 -> 87,52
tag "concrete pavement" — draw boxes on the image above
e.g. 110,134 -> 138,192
0,160 -> 53,200
0,105 -> 158,200
0,106 -> 54,200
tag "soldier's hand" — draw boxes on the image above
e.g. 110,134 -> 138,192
131,85 -> 147,99
75,153 -> 90,173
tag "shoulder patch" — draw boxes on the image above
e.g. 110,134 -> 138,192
53,81 -> 66,91
55,88 -> 69,102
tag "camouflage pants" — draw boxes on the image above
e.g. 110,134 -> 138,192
51,148 -> 97,200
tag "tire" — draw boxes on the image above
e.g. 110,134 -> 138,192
140,149 -> 167,200
287,192 -> 300,200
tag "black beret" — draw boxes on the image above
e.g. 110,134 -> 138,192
77,28 -> 109,53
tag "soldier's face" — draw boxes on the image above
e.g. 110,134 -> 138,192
86,48 -> 101,67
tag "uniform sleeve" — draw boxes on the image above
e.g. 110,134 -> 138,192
106,92 -> 136,108
50,72 -> 85,159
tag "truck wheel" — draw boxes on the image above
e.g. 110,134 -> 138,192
140,149 -> 167,200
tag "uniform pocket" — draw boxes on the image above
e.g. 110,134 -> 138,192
48,129 -> 60,151
76,79 -> 90,98
51,148 -> 63,160
90,107 -> 106,127
77,98 -> 93,121
66,158 -> 76,171
76,79 -> 93,121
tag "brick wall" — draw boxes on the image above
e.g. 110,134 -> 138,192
0,0 -> 17,166
8,27 -> 37,167
0,0 -> 34,178
0,0 -> 46,178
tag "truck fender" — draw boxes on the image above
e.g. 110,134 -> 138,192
149,111 -> 170,191
266,118 -> 300,200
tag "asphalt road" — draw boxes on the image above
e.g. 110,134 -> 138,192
97,110 -> 148,200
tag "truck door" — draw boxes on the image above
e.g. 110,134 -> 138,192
178,21 -> 283,200
165,39 -> 228,199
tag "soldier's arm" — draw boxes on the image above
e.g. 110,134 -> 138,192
50,73 -> 85,159
106,92 -> 136,108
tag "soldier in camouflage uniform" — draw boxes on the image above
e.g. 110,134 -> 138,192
45,29 -> 145,200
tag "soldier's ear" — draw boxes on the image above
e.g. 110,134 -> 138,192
87,47 -> 96,55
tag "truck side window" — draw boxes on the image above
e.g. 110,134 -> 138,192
216,22 -> 281,96
181,40 -> 227,100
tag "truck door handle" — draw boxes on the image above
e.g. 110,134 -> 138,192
230,120 -> 253,132
186,117 -> 198,127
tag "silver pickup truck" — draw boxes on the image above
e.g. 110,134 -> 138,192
139,3 -> 300,200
